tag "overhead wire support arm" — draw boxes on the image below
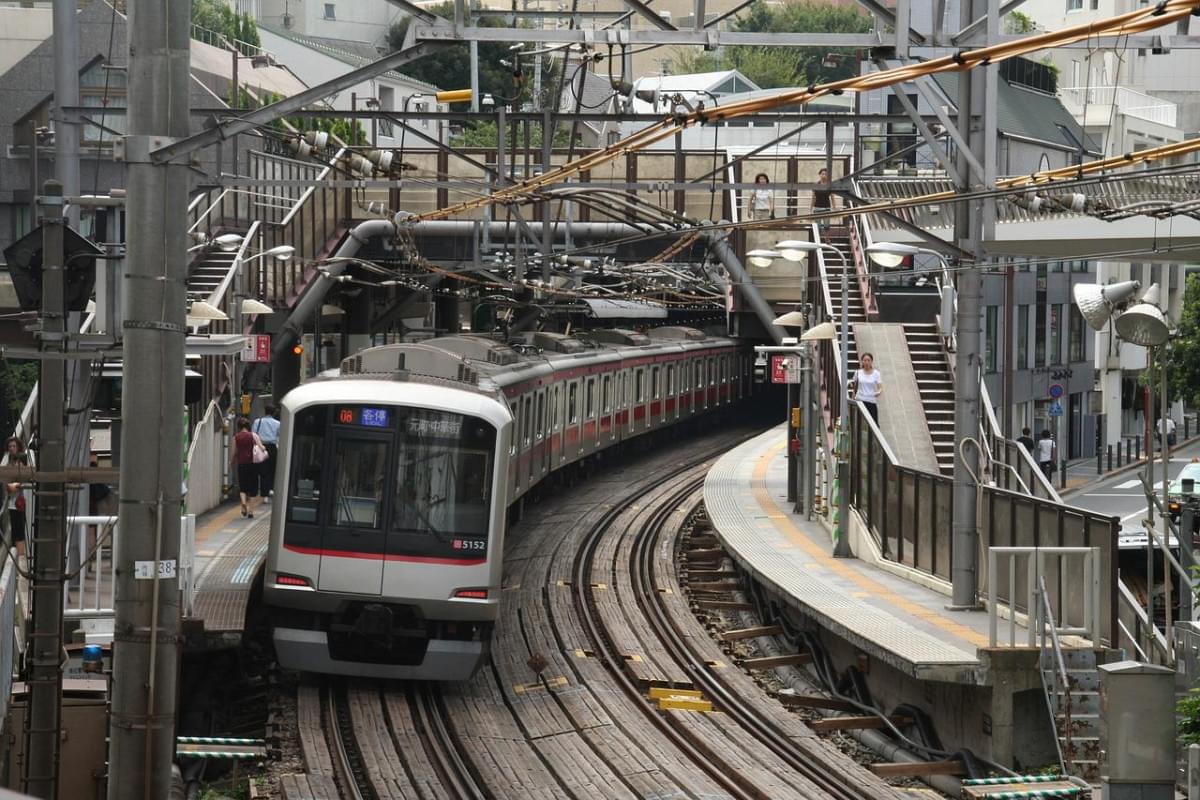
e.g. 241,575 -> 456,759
150,41 -> 451,164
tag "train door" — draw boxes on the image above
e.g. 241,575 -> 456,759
586,377 -> 599,450
521,394 -> 534,488
552,385 -> 564,466
667,364 -> 678,420
567,380 -> 583,458
316,418 -> 392,595
602,374 -> 615,442
634,368 -> 647,431
615,371 -> 626,439
535,388 -> 548,480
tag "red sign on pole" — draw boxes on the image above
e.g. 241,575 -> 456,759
771,355 -> 788,384
242,334 -> 272,363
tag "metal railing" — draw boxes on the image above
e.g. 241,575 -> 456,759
67,514 -> 196,623
986,546 -> 1102,647
1036,574 -> 1071,775
849,401 -> 1120,645
185,401 -> 229,519
1058,85 -> 1179,128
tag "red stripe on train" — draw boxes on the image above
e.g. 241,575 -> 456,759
283,543 -> 486,566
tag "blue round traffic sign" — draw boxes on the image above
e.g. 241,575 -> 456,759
1049,383 -> 1064,399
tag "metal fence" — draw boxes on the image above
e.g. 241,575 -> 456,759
849,401 -> 1120,645
184,401 -> 227,519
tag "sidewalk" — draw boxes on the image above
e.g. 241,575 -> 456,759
1060,432 -> 1200,498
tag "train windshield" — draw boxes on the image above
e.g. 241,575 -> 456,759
285,404 -> 496,549
392,410 -> 494,539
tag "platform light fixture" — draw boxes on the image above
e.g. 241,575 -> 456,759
747,249 -> 779,268
240,298 -> 274,315
774,240 -> 813,263
186,300 -> 229,322
864,241 -> 923,269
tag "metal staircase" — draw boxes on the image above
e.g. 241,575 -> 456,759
186,240 -> 242,306
1038,581 -> 1101,783
904,323 -> 956,473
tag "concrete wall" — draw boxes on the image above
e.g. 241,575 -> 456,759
255,0 -> 400,47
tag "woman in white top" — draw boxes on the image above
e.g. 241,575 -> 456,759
750,173 -> 774,220
853,352 -> 882,423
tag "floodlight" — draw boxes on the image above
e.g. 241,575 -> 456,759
1114,283 -> 1170,347
187,300 -> 229,321
746,249 -> 779,268
1071,280 -> 1140,331
775,240 -> 818,262
262,245 -> 295,261
772,310 -> 807,327
213,233 -> 245,251
800,321 -> 836,341
864,241 -> 921,269
241,298 -> 275,315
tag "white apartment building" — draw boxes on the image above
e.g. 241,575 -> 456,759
1021,0 -> 1195,447
236,0 -> 402,48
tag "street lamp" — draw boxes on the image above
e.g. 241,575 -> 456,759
776,238 -> 852,557
1071,279 -> 1171,645
243,244 -> 294,264
187,232 -> 244,253
747,249 -> 780,268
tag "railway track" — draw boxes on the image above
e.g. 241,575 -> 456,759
631,479 -> 883,800
572,450 -> 901,800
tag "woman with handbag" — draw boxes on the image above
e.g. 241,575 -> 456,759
232,417 -> 267,518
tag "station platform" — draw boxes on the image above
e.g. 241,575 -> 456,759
187,501 -> 270,647
705,426 -> 1001,684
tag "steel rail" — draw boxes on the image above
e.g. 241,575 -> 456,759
410,683 -> 487,800
324,679 -> 372,800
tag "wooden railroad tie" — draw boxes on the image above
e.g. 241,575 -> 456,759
721,625 -> 783,642
739,653 -> 812,670
687,569 -> 739,580
684,547 -> 727,561
692,600 -> 754,611
774,692 -> 857,712
809,714 -> 912,732
689,580 -> 742,592
868,759 -> 966,778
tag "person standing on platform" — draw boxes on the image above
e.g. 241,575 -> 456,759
232,417 -> 262,518
4,437 -> 29,560
749,173 -> 774,221
1018,427 -> 1035,457
851,353 -> 882,424
1037,429 -> 1056,481
253,404 -> 281,502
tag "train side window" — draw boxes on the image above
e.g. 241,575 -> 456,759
522,396 -> 532,447
287,406 -> 328,524
635,370 -> 644,402
536,391 -> 545,440
695,361 -> 702,390
586,378 -> 596,418
708,358 -> 715,386
568,382 -> 578,423
552,386 -> 561,430
667,365 -> 675,395
651,367 -> 660,399
332,437 -> 389,528
602,375 -> 612,413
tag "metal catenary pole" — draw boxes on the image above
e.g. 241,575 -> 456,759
23,179 -> 68,799
108,1 -> 190,797
53,0 -> 79,228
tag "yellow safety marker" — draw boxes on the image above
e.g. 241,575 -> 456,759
648,687 -> 701,700
573,649 -> 594,658
434,89 -> 472,104
513,676 -> 568,694
623,654 -> 643,663
591,582 -> 607,590
659,696 -> 713,712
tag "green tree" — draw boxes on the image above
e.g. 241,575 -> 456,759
670,1 -> 872,89
452,120 -> 571,149
386,3 -> 558,109
192,0 -> 260,53
1164,272 -> 1200,408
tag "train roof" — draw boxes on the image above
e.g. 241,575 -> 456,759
333,327 -> 738,394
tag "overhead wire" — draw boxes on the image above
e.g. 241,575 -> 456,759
407,0 -> 1200,222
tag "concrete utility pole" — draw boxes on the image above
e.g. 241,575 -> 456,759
23,180 -> 68,799
949,0 -> 998,609
52,0 -> 79,228
108,1 -> 190,797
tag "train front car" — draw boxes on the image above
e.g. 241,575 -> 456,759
264,376 -> 510,681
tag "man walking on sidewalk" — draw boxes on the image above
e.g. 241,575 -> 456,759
1017,427 -> 1035,458
1036,429 -> 1056,482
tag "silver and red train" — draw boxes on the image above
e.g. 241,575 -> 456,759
262,327 -> 750,679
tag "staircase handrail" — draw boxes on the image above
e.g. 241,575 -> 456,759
1116,577 -> 1170,663
846,212 -> 880,321
206,220 -> 261,315
1037,574 -> 1071,776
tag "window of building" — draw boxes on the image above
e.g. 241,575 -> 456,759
985,306 -> 999,373
1048,304 -> 1062,365
1069,304 -> 1085,363
80,61 -> 128,148
1035,267 -> 1047,368
1017,305 -> 1030,369
1066,0 -> 1082,11
324,3 -> 336,19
